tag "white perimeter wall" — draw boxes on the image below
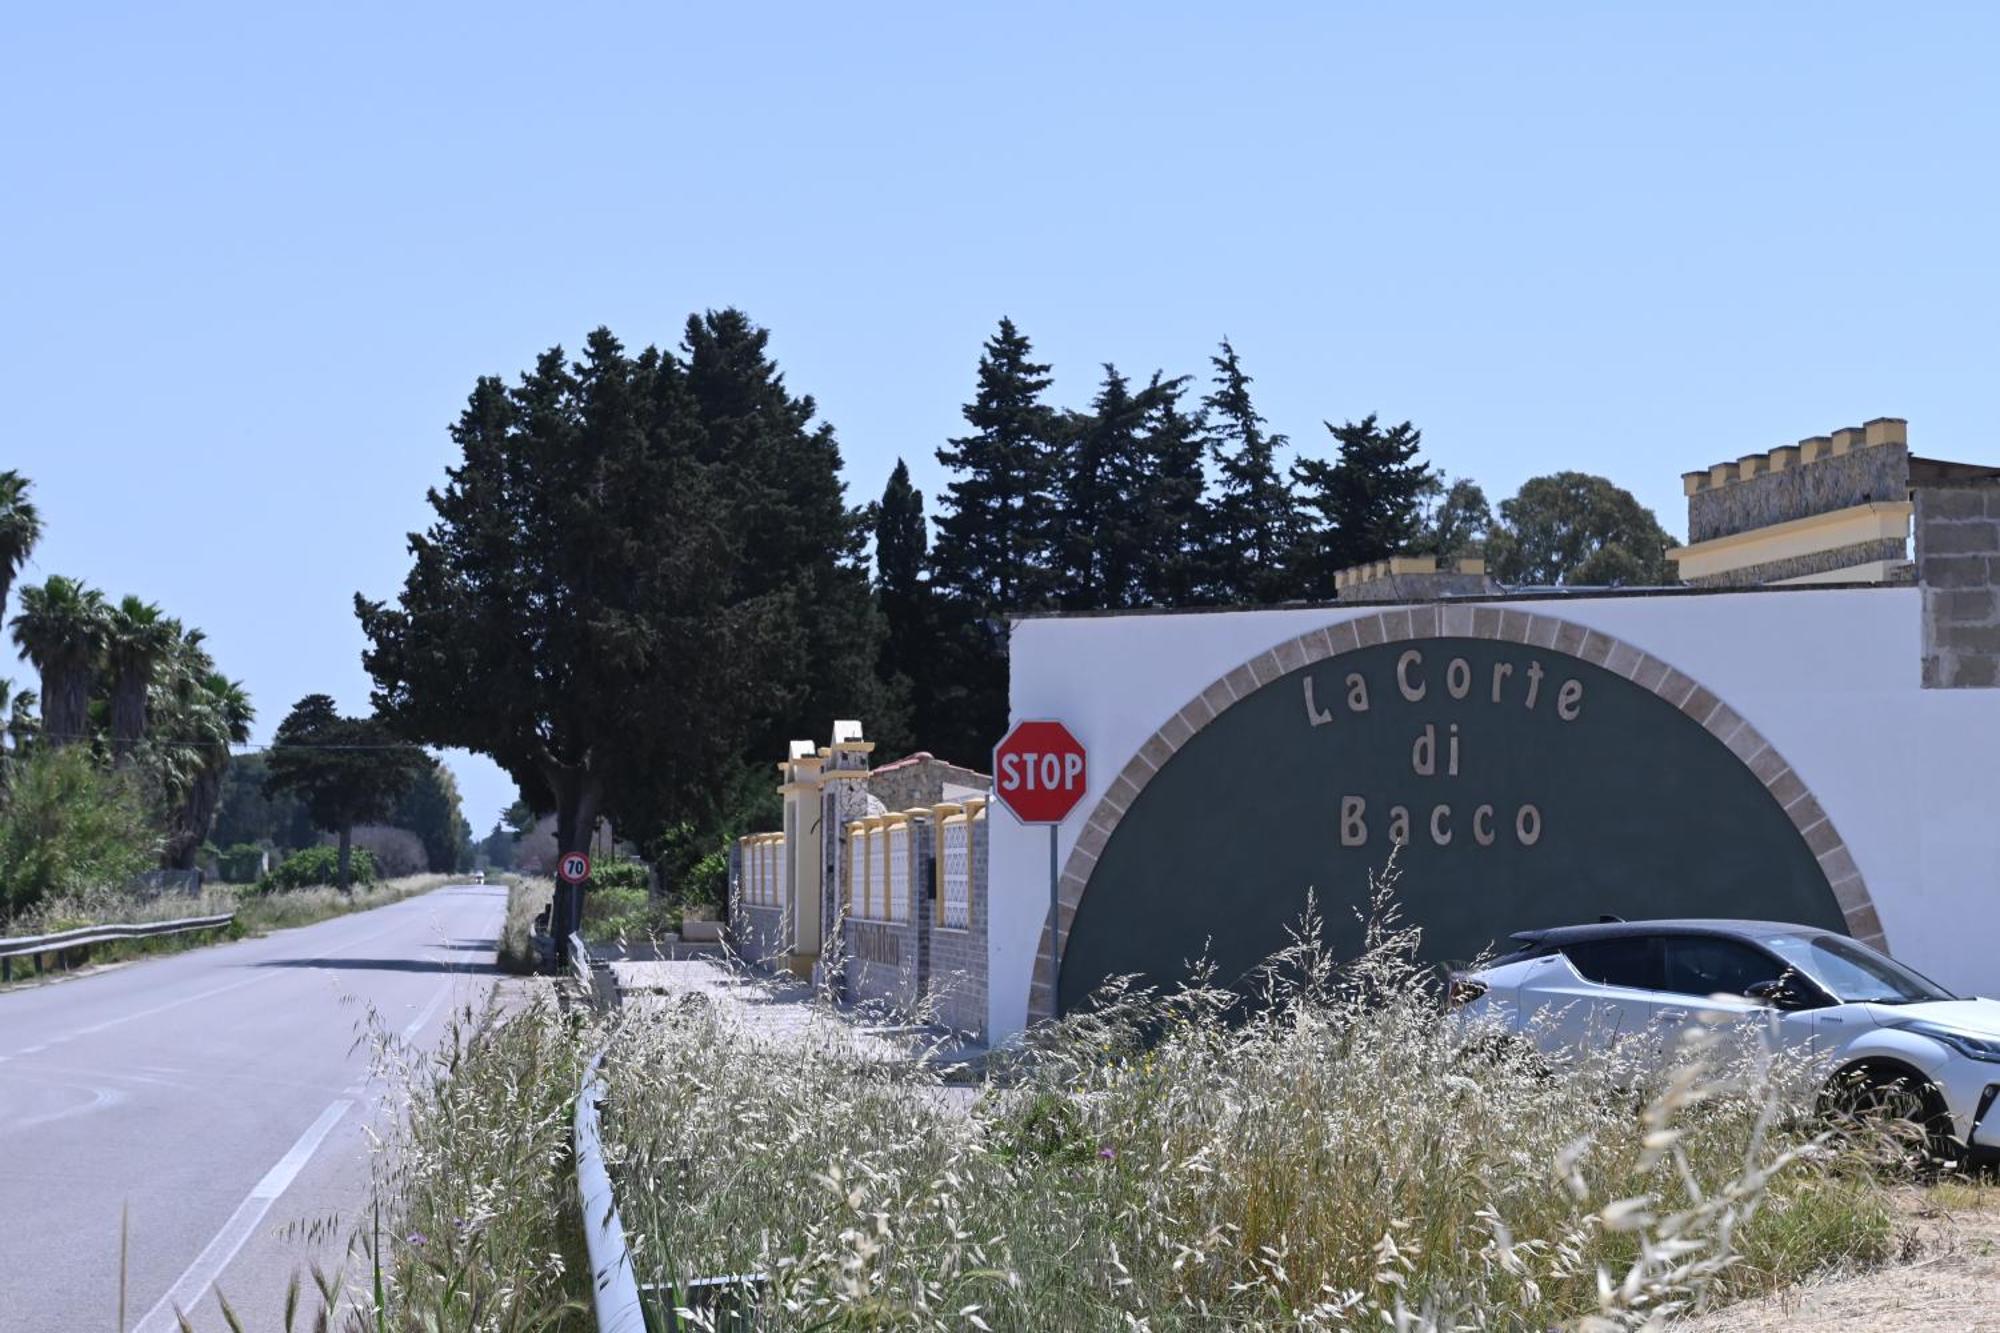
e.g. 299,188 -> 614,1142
990,587 -> 2000,1043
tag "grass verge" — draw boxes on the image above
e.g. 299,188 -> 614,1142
0,874 -> 463,989
599,890 -> 1904,1330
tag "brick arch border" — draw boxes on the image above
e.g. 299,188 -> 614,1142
1026,603 -> 1886,1022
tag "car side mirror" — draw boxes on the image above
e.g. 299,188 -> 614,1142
1746,978 -> 1810,1009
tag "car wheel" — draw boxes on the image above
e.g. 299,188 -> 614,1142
1823,1066 -> 1960,1169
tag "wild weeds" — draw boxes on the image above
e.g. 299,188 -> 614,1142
339,994 -> 598,1331
599,875 -> 1899,1330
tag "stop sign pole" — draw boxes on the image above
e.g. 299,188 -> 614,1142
992,720 -> 1089,1001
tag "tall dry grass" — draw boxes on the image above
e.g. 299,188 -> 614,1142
497,876 -> 553,974
600,886 -> 1900,1330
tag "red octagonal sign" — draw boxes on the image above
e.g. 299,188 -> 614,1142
992,719 -> 1088,824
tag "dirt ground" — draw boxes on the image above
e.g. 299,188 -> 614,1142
1678,1182 -> 2000,1331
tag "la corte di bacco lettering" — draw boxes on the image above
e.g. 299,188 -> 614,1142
1301,646 -> 1585,850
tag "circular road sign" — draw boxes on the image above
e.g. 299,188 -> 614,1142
992,719 -> 1088,824
557,851 -> 592,885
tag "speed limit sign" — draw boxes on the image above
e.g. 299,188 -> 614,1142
558,851 -> 592,885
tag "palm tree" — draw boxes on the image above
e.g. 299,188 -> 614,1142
0,471 -> 41,614
11,576 -> 109,748
105,596 -> 178,763
150,629 -> 254,869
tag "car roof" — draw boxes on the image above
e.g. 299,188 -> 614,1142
1509,919 -> 1830,949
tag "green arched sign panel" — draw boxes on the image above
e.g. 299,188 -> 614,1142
1058,636 -> 1846,1014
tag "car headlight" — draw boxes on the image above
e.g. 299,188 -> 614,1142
1892,1019 -> 2000,1063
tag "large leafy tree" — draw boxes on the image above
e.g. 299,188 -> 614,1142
681,310 -> 897,764
1485,472 -> 1677,587
105,596 -> 177,764
1203,340 -> 1295,605
211,751 -> 317,851
1290,415 -> 1434,598
392,758 -> 474,874
11,575 -> 109,748
265,694 -> 426,890
0,471 -> 41,615
1415,475 -> 1495,559
357,325 -> 785,946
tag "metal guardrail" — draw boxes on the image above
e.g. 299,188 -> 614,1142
0,913 -> 235,981
568,931 -> 650,1333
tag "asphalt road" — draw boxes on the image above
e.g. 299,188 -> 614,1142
0,882 -> 507,1333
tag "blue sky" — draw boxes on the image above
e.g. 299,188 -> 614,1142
5,3 -> 1997,831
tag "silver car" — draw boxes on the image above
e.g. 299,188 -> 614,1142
1454,918 -> 2000,1163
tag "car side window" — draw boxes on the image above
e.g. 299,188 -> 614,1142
1659,936 -> 1785,999
1561,937 -> 1663,991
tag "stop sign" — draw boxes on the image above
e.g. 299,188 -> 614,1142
992,720 -> 1088,824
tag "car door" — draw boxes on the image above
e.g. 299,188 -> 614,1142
1654,935 -> 1818,1060
1514,935 -> 1663,1057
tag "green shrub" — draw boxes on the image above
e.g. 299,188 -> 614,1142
579,883 -> 662,940
217,843 -> 266,884
0,748 -> 158,921
260,844 -> 378,892
589,859 -> 650,893
682,849 -> 727,909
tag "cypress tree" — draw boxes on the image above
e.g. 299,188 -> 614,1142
1202,340 -> 1296,605
873,459 -> 933,743
925,318 -> 1062,762
932,318 -> 1059,610
1052,365 -> 1153,610
1133,372 -> 1207,607
1289,414 -> 1435,598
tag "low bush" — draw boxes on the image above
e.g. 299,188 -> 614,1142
579,883 -> 668,941
0,748 -> 158,923
260,844 -> 378,892
681,849 -> 727,910
588,859 -> 650,894
217,843 -> 266,884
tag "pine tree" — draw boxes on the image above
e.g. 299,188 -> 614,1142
932,318 -> 1058,610
1133,372 -> 1207,607
1202,340 -> 1296,605
873,460 -> 932,744
1289,414 -> 1435,598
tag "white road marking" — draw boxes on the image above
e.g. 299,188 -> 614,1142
132,1098 -> 353,1333
401,980 -> 453,1042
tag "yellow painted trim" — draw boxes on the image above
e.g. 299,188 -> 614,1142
1667,501 -> 1910,581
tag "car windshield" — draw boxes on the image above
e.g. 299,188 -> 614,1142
1756,932 -> 1956,1005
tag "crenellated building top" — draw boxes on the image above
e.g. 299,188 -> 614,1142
1680,417 -> 1907,497
1333,555 -> 1488,591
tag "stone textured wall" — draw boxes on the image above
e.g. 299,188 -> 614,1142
1336,570 -> 1497,602
867,754 -> 992,811
1918,481 -> 2000,688
1684,538 -> 1910,588
1689,440 -> 1907,543
925,814 -> 988,1040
